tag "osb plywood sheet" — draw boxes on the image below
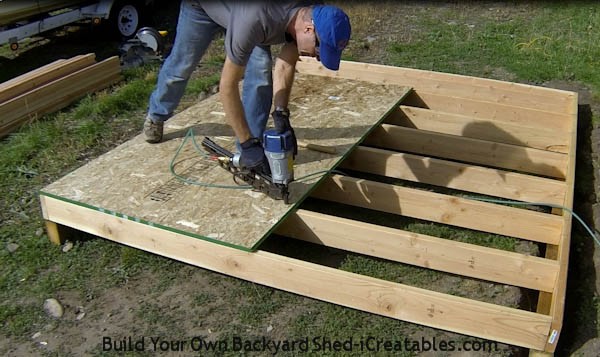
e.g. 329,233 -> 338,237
41,74 -> 410,250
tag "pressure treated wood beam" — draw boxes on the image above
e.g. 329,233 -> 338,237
363,124 -> 568,179
311,175 -> 563,244
39,194 -> 552,350
277,210 -> 559,292
341,146 -> 567,205
387,105 -> 569,153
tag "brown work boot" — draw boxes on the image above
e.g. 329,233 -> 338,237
143,117 -> 163,143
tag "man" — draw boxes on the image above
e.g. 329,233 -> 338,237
143,1 -> 351,169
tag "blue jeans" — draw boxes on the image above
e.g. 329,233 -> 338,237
147,0 -> 273,140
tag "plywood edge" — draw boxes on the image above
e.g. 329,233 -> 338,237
38,191 -> 255,252
389,105 -> 569,153
249,86 -> 412,250
311,175 -> 563,244
365,124 -> 568,179
295,57 -> 577,113
341,146 -> 567,205
40,194 -> 552,350
276,209 -> 559,292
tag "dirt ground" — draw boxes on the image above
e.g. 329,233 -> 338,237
2,2 -> 599,356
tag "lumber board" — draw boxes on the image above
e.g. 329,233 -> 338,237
341,146 -> 567,205
387,105 -> 569,153
402,91 -> 572,131
39,194 -> 553,350
0,56 -> 121,137
277,210 -> 559,292
40,76 -> 411,250
540,94 -> 578,353
295,57 -> 576,115
364,124 -> 568,179
311,175 -> 563,244
0,72 -> 122,136
0,54 -> 97,103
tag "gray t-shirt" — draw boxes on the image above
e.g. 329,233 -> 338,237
199,1 -> 318,66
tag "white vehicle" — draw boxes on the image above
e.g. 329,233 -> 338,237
0,0 -> 154,50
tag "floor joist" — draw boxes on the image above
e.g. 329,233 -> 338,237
311,175 -> 563,244
402,91 -> 572,130
364,124 -> 568,179
386,105 -> 569,153
341,146 -> 567,205
276,210 -> 559,292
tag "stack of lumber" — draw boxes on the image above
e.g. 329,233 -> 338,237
0,53 -> 122,138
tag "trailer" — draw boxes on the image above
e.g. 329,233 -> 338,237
0,0 -> 154,50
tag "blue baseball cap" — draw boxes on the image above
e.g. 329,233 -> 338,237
312,5 -> 351,71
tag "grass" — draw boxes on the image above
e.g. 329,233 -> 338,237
384,2 -> 600,99
1,2 -> 599,356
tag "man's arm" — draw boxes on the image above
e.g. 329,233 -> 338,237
273,42 -> 300,109
220,56 -> 252,142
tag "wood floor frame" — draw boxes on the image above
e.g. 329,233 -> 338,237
40,59 -> 577,353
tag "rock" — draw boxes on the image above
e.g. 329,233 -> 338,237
266,325 -> 273,333
32,332 -> 42,339
6,243 -> 19,253
43,298 -> 64,318
35,228 -> 44,237
197,92 -> 209,102
62,241 -> 74,253
574,338 -> 600,357
76,312 -> 86,321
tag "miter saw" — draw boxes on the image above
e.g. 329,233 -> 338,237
120,27 -> 167,68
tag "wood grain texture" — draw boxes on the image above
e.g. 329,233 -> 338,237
277,210 -> 559,292
0,56 -> 121,137
387,105 -> 569,153
540,93 -> 578,353
295,57 -> 576,115
342,146 -> 567,205
0,54 -> 96,103
364,124 -> 568,179
40,194 -> 553,350
311,175 -> 563,244
41,75 -> 410,250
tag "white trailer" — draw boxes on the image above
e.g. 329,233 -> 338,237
0,0 -> 154,50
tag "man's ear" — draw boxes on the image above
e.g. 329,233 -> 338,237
304,23 -> 314,34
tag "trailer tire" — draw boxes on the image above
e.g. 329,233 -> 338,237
110,1 -> 146,39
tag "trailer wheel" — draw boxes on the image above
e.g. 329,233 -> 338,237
110,1 -> 145,39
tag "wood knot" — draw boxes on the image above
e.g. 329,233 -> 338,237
227,258 -> 241,269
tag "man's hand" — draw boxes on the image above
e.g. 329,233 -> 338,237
272,108 -> 298,158
239,138 -> 267,170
